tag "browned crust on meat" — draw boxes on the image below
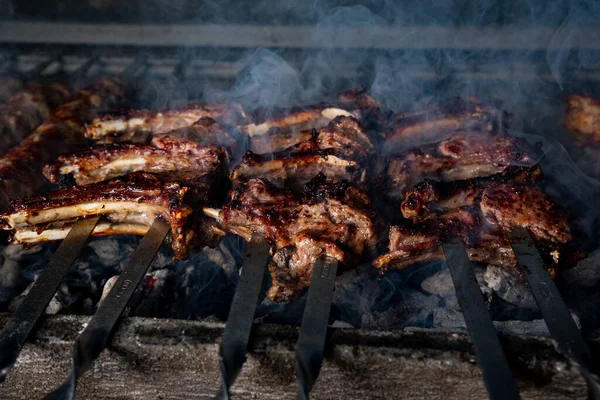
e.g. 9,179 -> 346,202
384,131 -> 536,203
0,172 -> 195,259
85,103 -> 246,142
217,175 -> 375,302
385,97 -> 509,150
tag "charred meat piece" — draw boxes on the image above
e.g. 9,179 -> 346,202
0,172 -> 198,259
385,132 -> 536,202
207,176 -> 375,302
0,77 -> 129,208
564,94 -> 600,144
230,150 -> 365,191
233,116 -> 374,190
384,97 -> 509,151
0,82 -> 71,155
86,103 -> 246,143
400,166 -> 543,220
372,221 -> 516,272
43,139 -> 227,187
246,105 -> 360,154
44,120 -> 230,187
374,182 -> 571,273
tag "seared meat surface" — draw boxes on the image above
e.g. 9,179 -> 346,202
564,94 -> 600,144
384,97 -> 508,150
208,176 -> 375,302
86,103 -> 246,143
43,138 -> 227,187
0,77 -> 129,208
231,150 -> 364,191
374,180 -> 571,273
232,116 -> 374,190
0,82 -> 71,155
44,119 -> 229,187
0,172 -> 198,259
384,131 -> 536,202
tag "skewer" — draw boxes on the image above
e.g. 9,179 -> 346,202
43,217 -> 170,400
216,241 -> 271,399
0,216 -> 100,382
442,236 -> 520,400
507,227 -> 600,399
295,257 -> 338,400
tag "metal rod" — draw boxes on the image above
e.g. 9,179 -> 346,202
508,227 -> 600,399
216,241 -> 271,399
43,218 -> 170,400
442,237 -> 520,400
295,258 -> 338,400
0,216 -> 100,383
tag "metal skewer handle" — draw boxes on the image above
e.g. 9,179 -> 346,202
0,216 -> 99,383
443,236 -> 520,400
43,218 -> 170,400
295,258 -> 338,400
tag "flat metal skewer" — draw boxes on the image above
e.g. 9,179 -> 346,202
508,227 -> 600,399
0,216 -> 100,383
295,258 -> 338,400
216,241 -> 271,399
43,218 -> 170,400
442,236 -> 520,400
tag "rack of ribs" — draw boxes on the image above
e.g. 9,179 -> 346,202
43,120 -> 230,187
204,175 -> 376,302
383,97 -> 510,151
231,116 -> 374,190
383,131 -> 536,203
85,103 -> 247,143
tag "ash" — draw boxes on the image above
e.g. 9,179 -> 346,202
2,233 -> 599,339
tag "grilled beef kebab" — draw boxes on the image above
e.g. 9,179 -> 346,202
0,77 -> 129,208
0,76 -> 22,104
0,82 -> 71,156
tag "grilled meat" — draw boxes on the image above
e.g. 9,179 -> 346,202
233,116 -> 374,190
208,176 -> 375,302
0,77 -> 129,208
374,181 -> 571,273
384,131 -> 536,203
0,82 -> 71,155
564,94 -> 600,144
384,97 -> 509,151
0,172 -> 201,259
43,139 -> 227,187
400,166 -> 543,220
231,150 -> 364,191
86,104 -> 246,143
44,119 -> 229,187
